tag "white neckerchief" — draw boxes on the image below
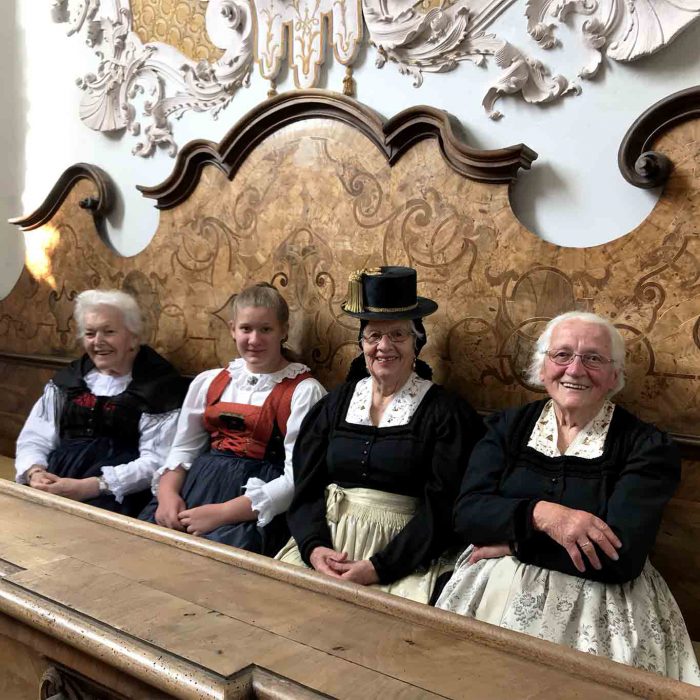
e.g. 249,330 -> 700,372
345,372 -> 433,427
528,399 -> 615,458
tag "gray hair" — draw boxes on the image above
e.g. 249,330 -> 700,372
525,311 -> 626,395
74,289 -> 143,340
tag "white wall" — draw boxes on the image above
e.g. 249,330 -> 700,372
4,4 -> 700,298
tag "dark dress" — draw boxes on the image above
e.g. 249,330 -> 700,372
46,345 -> 189,516
285,379 -> 485,584
436,400 -> 700,682
452,399 -> 680,583
139,368 -> 310,555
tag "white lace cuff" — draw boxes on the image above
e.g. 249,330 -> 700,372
101,466 -> 126,504
244,475 -> 293,527
151,462 -> 192,495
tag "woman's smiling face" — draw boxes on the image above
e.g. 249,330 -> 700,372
362,319 -> 415,386
82,305 -> 138,376
541,319 -> 619,415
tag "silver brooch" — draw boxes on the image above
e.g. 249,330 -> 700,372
247,375 -> 259,386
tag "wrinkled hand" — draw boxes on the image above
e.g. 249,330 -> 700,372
339,559 -> 379,586
178,503 -> 229,536
154,492 -> 187,531
309,547 -> 349,579
467,543 -> 512,566
34,476 -> 99,501
27,467 -> 59,488
532,501 -> 622,572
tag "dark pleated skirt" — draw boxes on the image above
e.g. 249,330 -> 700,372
139,449 -> 288,555
47,437 -> 152,516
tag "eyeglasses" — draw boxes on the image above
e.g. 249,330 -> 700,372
362,329 -> 415,345
544,349 -> 614,370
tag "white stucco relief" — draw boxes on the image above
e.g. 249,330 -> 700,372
52,0 -> 700,156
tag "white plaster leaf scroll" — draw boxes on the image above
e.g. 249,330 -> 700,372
482,42 -> 580,120
526,0 -> 700,79
365,0 -> 515,87
52,0 -> 700,155
256,0 -> 363,88
54,0 -> 254,157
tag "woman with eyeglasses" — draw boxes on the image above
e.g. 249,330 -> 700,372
437,311 -> 700,683
276,267 -> 484,603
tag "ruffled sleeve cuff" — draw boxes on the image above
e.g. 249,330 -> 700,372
244,476 -> 294,527
100,466 -> 127,504
15,455 -> 48,484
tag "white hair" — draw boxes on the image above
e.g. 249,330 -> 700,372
525,311 -> 626,396
74,289 -> 143,340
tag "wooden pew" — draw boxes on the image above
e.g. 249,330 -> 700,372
2,87 -> 700,694
0,479 -> 695,699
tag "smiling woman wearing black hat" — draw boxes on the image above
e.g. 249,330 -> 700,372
276,267 -> 485,602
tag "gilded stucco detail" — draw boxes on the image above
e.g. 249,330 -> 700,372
3,119 -> 700,437
131,0 -> 223,63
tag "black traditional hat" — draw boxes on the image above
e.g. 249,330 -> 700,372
341,266 -> 438,320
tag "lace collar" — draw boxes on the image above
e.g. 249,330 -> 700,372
345,373 -> 433,427
84,368 -> 132,395
227,358 -> 310,391
528,399 -> 616,458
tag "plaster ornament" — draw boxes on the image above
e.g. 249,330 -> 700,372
255,0 -> 363,88
526,0 -> 700,79
482,42 -> 579,120
52,0 -> 700,156
55,0 -> 255,157
365,0 -> 512,87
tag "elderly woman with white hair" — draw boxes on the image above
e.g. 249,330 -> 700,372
15,289 -> 189,515
437,311 -> 700,683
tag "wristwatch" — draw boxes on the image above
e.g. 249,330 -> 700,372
97,475 -> 111,495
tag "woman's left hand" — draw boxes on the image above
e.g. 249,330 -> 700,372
34,476 -> 100,501
339,559 -> 380,586
178,504 -> 229,536
467,543 -> 512,565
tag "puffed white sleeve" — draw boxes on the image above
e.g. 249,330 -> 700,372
244,378 -> 327,526
149,369 -> 218,494
100,409 -> 181,503
15,382 -> 63,483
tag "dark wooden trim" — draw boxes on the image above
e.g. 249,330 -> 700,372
138,90 -> 538,210
0,351 -> 72,370
8,163 -> 114,231
618,85 -> 700,189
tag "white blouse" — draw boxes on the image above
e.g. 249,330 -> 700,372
345,373 -> 433,427
155,358 -> 326,526
527,399 -> 615,458
15,370 -> 181,504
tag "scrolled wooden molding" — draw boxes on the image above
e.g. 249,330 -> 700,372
8,163 -> 114,232
618,85 -> 700,189
138,90 -> 538,210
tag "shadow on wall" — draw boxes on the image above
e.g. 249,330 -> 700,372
0,1 -> 26,300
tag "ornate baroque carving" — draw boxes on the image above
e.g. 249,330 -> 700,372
52,1 -> 700,156
53,0 -> 254,157
526,0 -> 700,80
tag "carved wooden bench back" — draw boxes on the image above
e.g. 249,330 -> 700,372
2,89 -> 700,636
